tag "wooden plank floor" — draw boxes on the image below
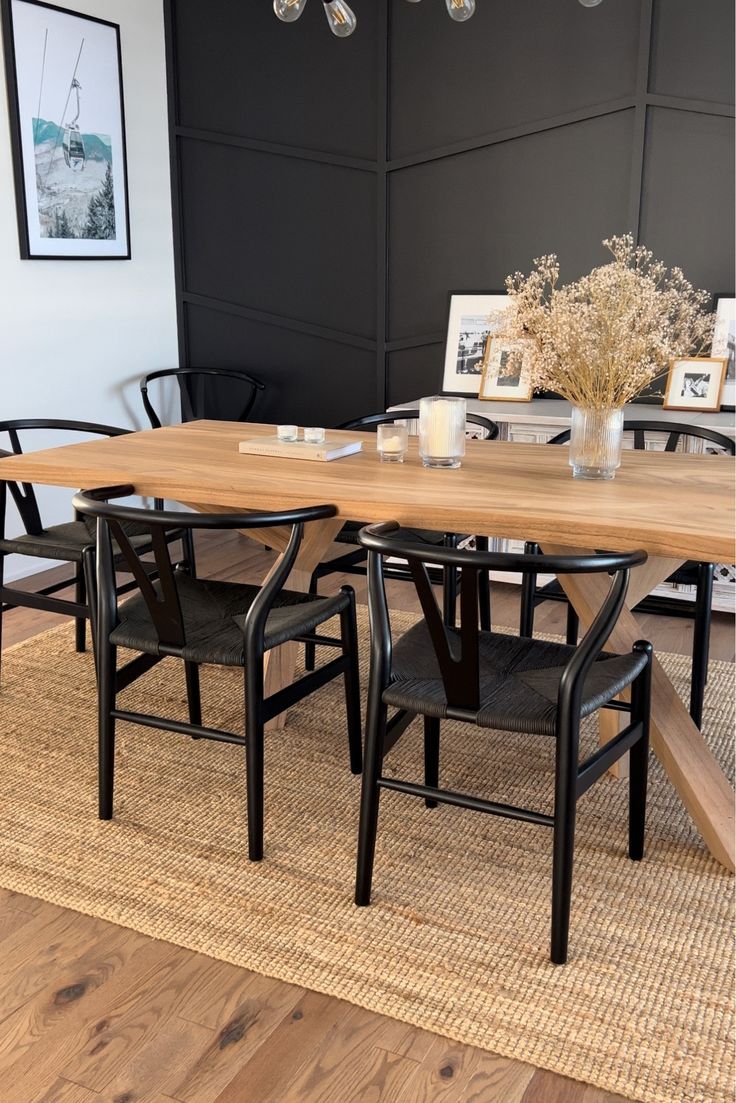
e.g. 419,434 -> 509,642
0,531 -> 732,1103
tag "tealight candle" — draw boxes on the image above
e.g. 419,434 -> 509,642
277,424 -> 298,442
304,426 -> 326,444
377,423 -> 408,463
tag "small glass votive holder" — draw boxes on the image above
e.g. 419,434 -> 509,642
277,424 -> 298,442
418,395 -> 466,469
376,422 -> 408,463
304,426 -> 325,444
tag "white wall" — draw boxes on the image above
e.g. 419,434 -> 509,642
0,0 -> 177,580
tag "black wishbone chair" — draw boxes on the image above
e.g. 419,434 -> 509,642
519,420 -> 735,727
140,367 -> 266,429
0,419 -> 195,684
73,487 -> 362,861
354,523 -> 652,965
304,409 -> 500,671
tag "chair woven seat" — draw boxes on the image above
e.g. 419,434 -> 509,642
383,621 -> 648,737
336,521 -> 455,548
110,574 -> 350,665
0,519 -> 182,564
0,519 -> 159,564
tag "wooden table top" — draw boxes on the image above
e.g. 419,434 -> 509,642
2,420 -> 734,563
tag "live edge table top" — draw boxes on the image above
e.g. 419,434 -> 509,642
1,420 -> 734,565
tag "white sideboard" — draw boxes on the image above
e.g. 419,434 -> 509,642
389,398 -> 736,613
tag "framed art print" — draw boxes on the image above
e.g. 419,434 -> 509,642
479,337 -> 533,402
1,0 -> 130,258
663,357 -> 727,413
441,292 -> 513,395
711,294 -> 735,409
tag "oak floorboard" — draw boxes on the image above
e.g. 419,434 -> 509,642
0,922 -> 138,1070
211,990 -> 355,1103
58,951 -> 217,1092
165,972 -> 306,1103
96,1014 -> 213,1103
521,1068 -> 630,1102
399,1037 -> 535,1102
0,907 -> 114,1027
3,933 -> 182,1098
2,532 -> 733,1103
33,1077 -> 100,1103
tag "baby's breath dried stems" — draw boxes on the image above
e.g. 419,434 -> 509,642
501,235 -> 714,409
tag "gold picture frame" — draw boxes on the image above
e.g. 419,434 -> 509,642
663,356 -> 727,412
478,336 -> 533,402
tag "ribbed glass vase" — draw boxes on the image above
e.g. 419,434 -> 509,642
569,406 -> 624,480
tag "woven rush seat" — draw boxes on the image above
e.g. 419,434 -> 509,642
0,518 -> 155,564
110,574 -> 350,664
383,620 -> 649,737
335,521 -> 453,548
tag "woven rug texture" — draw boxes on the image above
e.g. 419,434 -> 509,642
0,613 -> 733,1103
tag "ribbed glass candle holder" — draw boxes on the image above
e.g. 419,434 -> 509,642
419,396 -> 466,469
569,407 -> 624,480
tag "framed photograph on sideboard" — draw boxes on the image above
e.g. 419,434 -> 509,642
441,291 -> 512,395
711,294 -> 735,410
478,337 -> 533,402
663,357 -> 727,413
1,0 -> 130,259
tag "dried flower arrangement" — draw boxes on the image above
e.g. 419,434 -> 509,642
500,235 -> 714,410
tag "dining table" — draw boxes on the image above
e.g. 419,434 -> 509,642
1,419 -> 734,871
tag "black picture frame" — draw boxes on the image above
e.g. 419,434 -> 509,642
1,0 -> 131,259
440,290 -> 511,397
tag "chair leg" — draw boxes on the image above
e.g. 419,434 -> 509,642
520,541 -> 539,638
550,716 -> 579,965
75,561 -> 87,653
442,533 -> 459,628
629,642 -> 652,861
690,562 -> 713,728
355,682 -> 388,906
340,589 -> 363,775
184,661 -> 202,728
304,570 -> 319,672
98,640 -> 117,820
245,657 -> 265,861
424,716 -> 440,808
476,536 -> 491,631
565,604 -> 579,646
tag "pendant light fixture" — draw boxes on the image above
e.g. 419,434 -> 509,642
273,0 -> 482,38
446,0 -> 476,21
274,0 -> 602,37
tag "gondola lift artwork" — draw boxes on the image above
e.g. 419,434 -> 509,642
1,0 -> 130,259
62,76 -> 85,172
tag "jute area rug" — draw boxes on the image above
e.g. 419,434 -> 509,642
0,613 -> 733,1103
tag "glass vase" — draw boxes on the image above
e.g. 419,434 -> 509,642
569,407 -> 624,480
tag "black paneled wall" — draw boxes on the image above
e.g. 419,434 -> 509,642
165,0 -> 735,424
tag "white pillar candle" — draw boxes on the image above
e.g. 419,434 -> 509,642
419,396 -> 466,468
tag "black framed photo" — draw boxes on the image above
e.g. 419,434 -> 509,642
441,291 -> 513,395
1,0 -> 130,259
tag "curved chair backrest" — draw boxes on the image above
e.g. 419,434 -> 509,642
0,419 -> 129,537
140,367 -> 266,429
548,419 -> 735,454
73,487 -> 336,654
359,520 -> 646,715
339,410 -> 500,440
